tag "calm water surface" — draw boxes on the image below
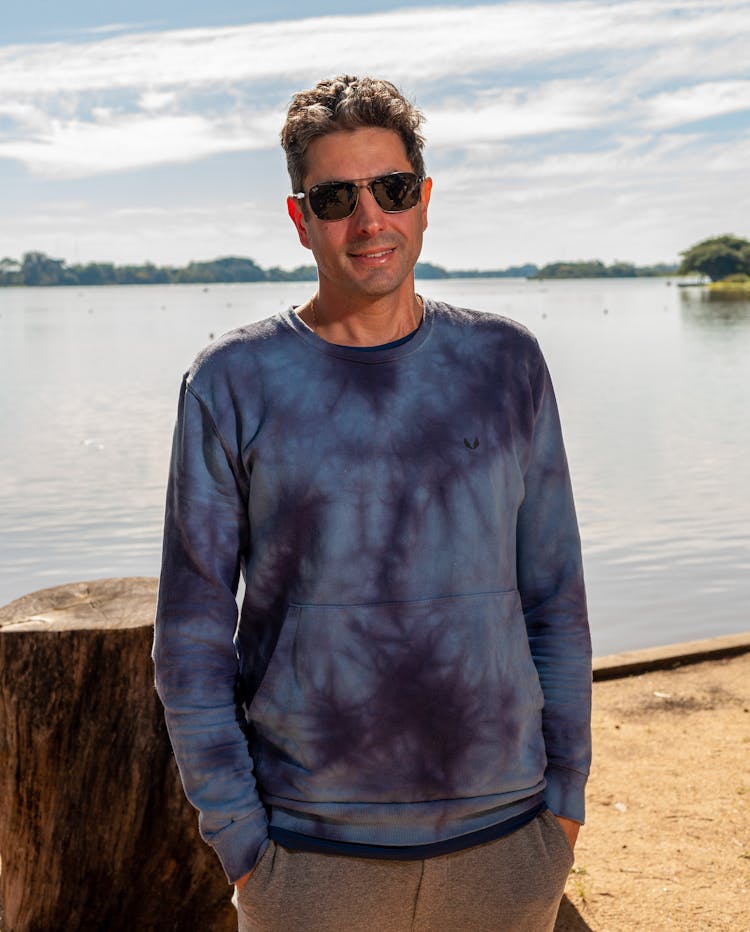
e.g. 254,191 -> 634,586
1,278 -> 748,655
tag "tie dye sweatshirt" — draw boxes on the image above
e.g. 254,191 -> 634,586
153,299 -> 592,883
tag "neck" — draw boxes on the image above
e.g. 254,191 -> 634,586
301,284 -> 423,347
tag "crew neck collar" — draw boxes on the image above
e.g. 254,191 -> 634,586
281,298 -> 434,363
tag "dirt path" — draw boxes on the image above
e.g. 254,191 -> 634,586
557,651 -> 750,931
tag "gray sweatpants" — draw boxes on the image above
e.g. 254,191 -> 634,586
235,809 -> 574,931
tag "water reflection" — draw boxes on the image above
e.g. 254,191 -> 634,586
679,287 -> 750,327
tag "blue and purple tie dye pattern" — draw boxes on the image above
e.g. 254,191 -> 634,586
153,299 -> 592,883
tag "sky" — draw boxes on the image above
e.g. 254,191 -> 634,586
2,0 -> 749,271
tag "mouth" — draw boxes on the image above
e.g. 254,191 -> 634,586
349,246 -> 396,262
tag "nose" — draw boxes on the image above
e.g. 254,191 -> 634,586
352,183 -> 385,234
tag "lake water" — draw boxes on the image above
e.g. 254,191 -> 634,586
1,278 -> 748,656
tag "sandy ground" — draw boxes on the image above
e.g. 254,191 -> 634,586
555,651 -> 750,931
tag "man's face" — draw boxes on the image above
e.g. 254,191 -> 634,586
287,126 -> 431,303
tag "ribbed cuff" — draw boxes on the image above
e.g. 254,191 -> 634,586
206,808 -> 270,884
544,763 -> 588,824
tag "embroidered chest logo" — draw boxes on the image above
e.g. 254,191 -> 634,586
463,437 -> 480,450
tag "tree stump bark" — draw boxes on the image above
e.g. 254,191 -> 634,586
0,578 -> 236,932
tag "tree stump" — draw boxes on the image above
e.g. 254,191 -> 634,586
0,578 -> 236,932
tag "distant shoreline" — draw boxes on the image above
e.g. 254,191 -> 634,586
0,251 -> 678,287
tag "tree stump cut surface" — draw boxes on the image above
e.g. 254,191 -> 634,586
0,578 -> 236,932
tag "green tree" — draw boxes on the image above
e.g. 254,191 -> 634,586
0,257 -> 22,285
21,251 -> 73,286
414,261 -> 450,279
264,264 -> 317,281
178,257 -> 266,283
534,260 -> 607,279
678,235 -> 750,281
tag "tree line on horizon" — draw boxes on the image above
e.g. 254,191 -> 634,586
0,251 -> 682,288
4,234 -> 748,287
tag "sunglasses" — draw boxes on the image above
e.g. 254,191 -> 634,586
292,171 -> 425,222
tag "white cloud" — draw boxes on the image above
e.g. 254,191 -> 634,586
490,132 -> 710,182
619,33 -> 750,94
81,22 -> 161,36
428,81 -> 616,146
643,81 -> 750,129
706,132 -> 750,173
0,101 -> 38,119
0,100 -> 50,139
1,2 -> 749,96
139,90 -> 177,112
0,110 -> 283,177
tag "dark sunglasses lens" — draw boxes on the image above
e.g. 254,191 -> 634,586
371,173 -> 421,212
309,182 -> 357,221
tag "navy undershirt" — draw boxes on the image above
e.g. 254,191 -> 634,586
334,327 -> 419,352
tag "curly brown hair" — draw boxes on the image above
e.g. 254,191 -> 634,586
280,75 -> 426,193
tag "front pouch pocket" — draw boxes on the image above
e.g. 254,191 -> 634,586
248,591 -> 546,803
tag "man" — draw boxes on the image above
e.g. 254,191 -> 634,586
153,75 -> 591,932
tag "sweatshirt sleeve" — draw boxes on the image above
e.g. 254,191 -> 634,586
152,376 -> 269,883
516,351 -> 592,824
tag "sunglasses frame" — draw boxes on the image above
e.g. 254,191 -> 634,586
292,171 -> 425,222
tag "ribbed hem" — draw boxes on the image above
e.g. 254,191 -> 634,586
269,800 -> 546,859
264,784 -> 547,847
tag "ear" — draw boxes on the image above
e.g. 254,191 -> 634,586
420,177 -> 432,232
287,195 -> 312,250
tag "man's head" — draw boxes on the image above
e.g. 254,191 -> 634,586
280,75 -> 426,194
282,76 -> 432,306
